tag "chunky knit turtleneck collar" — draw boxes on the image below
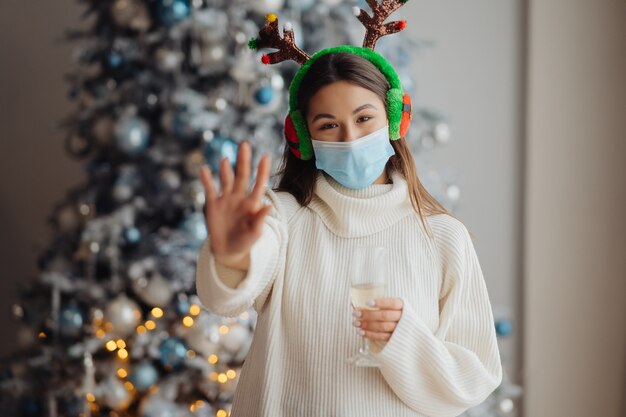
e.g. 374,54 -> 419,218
308,170 -> 415,238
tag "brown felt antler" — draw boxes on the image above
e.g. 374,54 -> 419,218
354,0 -> 409,50
248,14 -> 310,65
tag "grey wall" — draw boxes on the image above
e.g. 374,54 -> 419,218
524,1 -> 626,416
0,0 -> 84,357
404,0 -> 525,385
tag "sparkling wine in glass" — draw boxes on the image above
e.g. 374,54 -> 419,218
346,245 -> 387,367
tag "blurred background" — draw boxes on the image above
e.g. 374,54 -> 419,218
0,0 -> 624,416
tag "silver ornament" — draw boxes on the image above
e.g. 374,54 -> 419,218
132,273 -> 174,307
97,376 -> 132,410
105,295 -> 142,336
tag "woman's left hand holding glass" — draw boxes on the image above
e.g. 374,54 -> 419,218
352,297 -> 404,342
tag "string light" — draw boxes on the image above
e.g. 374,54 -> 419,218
117,368 -> 128,378
117,348 -> 129,360
145,320 -> 156,330
226,369 -> 237,379
182,316 -> 194,327
219,325 -> 229,334
116,339 -> 126,349
189,304 -> 201,315
106,340 -> 118,351
208,354 -> 218,364
189,400 -> 206,412
151,307 -> 163,318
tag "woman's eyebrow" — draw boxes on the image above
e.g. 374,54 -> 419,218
311,103 -> 377,122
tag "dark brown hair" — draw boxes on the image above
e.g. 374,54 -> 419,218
272,52 -> 456,238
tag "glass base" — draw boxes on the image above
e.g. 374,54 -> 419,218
345,352 -> 380,367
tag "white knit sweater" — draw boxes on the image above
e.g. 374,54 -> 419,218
195,170 -> 503,417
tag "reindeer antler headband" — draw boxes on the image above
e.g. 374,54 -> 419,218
248,0 -> 413,160
248,0 -> 410,64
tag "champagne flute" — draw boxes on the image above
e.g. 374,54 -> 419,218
346,245 -> 388,367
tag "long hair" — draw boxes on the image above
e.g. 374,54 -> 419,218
272,52 -> 456,239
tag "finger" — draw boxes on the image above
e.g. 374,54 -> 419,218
358,309 -> 402,322
362,330 -> 391,342
250,204 -> 272,235
368,297 -> 404,310
359,320 -> 397,333
199,165 -> 217,203
250,153 -> 271,206
220,157 -> 234,195
233,141 -> 251,194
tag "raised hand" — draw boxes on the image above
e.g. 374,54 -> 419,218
199,141 -> 272,268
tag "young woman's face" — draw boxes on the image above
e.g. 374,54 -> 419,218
306,80 -> 387,142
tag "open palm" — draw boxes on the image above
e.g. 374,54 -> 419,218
199,141 -> 272,265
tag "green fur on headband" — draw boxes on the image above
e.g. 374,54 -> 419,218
288,45 -> 403,110
386,87 -> 404,139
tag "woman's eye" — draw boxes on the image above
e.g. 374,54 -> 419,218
357,116 -> 372,123
320,123 -> 338,130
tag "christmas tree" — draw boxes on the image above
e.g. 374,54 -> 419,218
0,0 -> 520,416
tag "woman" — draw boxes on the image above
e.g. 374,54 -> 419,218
196,52 -> 502,416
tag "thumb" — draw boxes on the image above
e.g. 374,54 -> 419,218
251,204 -> 272,235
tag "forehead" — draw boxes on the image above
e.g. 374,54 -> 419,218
308,81 -> 383,112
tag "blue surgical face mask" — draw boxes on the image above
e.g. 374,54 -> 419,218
311,124 -> 395,189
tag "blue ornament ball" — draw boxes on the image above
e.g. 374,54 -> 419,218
156,0 -> 191,27
130,361 -> 159,391
254,86 -> 274,105
495,319 -> 513,337
59,304 -> 84,339
158,336 -> 188,370
107,51 -> 124,68
124,226 -> 141,244
172,109 -> 193,140
202,136 -> 238,172
114,116 -> 150,155
176,298 -> 191,315
179,212 -> 207,249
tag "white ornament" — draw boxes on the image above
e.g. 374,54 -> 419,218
105,295 -> 141,336
220,323 -> 249,352
132,273 -> 174,307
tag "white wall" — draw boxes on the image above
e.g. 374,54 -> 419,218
525,1 -> 626,416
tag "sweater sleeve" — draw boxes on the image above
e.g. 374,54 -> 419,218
195,189 -> 288,318
371,220 -> 503,417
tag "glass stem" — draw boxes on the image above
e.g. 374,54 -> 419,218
359,336 -> 370,356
